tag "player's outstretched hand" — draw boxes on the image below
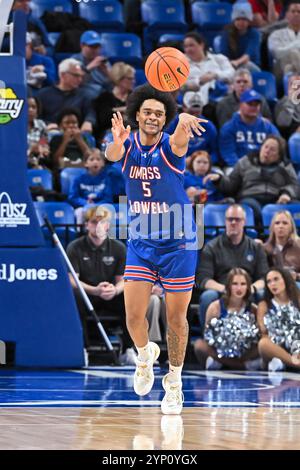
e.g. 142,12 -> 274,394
179,113 -> 208,138
111,111 -> 131,145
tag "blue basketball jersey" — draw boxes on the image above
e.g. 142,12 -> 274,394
121,131 -> 196,247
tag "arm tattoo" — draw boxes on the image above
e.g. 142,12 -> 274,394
167,321 -> 189,367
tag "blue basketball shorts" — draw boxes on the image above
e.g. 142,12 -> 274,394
124,239 -> 198,292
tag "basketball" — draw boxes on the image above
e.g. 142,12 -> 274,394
145,47 -> 190,92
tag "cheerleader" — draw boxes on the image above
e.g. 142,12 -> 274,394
257,267 -> 300,371
194,268 -> 260,370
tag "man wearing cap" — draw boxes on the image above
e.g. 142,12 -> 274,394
219,88 -> 280,167
216,69 -> 272,128
166,91 -> 219,164
72,30 -> 112,100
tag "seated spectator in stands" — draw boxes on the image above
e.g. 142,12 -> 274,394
268,2 -> 300,78
184,151 -> 224,204
72,30 -> 113,101
49,108 -> 95,171
183,32 -> 235,107
196,204 -> 268,335
194,268 -> 260,370
249,0 -> 283,28
12,0 -> 51,48
205,135 -> 300,228
166,92 -> 219,164
275,74 -> 300,139
68,149 -> 115,223
257,267 -> 300,371
261,211 -> 300,286
27,96 -> 49,169
67,206 -> 135,364
216,69 -> 272,128
219,4 -> 261,73
93,62 -> 135,142
219,89 -> 280,167
37,58 -> 95,132
26,32 -> 56,92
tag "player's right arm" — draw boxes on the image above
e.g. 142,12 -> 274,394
105,111 -> 131,162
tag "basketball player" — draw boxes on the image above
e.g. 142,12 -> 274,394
105,84 -> 207,414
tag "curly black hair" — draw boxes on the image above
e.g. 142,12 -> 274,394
126,84 -> 177,128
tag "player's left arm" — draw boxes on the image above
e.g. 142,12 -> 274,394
169,113 -> 207,157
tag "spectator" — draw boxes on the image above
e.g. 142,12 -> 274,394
67,206 -> 135,364
183,32 -> 235,107
275,74 -> 300,138
216,69 -> 272,128
12,0 -> 51,48
205,135 -> 300,228
94,62 -> 135,142
196,204 -> 268,335
219,89 -> 280,167
72,30 -> 112,100
257,267 -> 300,371
68,149 -> 115,223
219,4 -> 261,72
262,210 -> 300,286
26,32 -> 56,91
184,150 -> 224,204
249,0 -> 283,28
49,108 -> 94,171
166,92 -> 219,164
268,1 -> 300,77
27,96 -> 49,169
37,58 -> 95,131
194,268 -> 260,370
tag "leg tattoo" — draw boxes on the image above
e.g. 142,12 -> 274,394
167,321 -> 189,366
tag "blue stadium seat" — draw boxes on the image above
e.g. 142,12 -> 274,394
60,167 -> 86,196
204,203 -> 257,239
134,68 -> 147,87
101,33 -> 142,67
191,2 -> 232,29
31,0 -> 73,18
78,0 -> 124,32
27,169 -> 53,190
262,204 -> 300,233
191,2 -> 232,46
158,33 -> 185,45
213,34 -> 222,53
34,201 -> 77,247
252,71 -> 277,104
48,32 -> 61,47
288,133 -> 300,170
141,0 -> 187,53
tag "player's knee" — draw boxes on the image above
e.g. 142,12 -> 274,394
167,313 -> 187,331
126,311 -> 145,329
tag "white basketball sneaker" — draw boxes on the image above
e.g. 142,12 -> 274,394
133,342 -> 160,396
161,373 -> 184,415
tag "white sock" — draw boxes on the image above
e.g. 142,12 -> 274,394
136,342 -> 151,362
168,364 -> 183,384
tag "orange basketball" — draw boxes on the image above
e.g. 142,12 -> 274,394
145,47 -> 190,92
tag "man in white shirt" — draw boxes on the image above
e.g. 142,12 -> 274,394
268,1 -> 300,77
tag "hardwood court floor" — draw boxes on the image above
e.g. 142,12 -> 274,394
0,368 -> 299,450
